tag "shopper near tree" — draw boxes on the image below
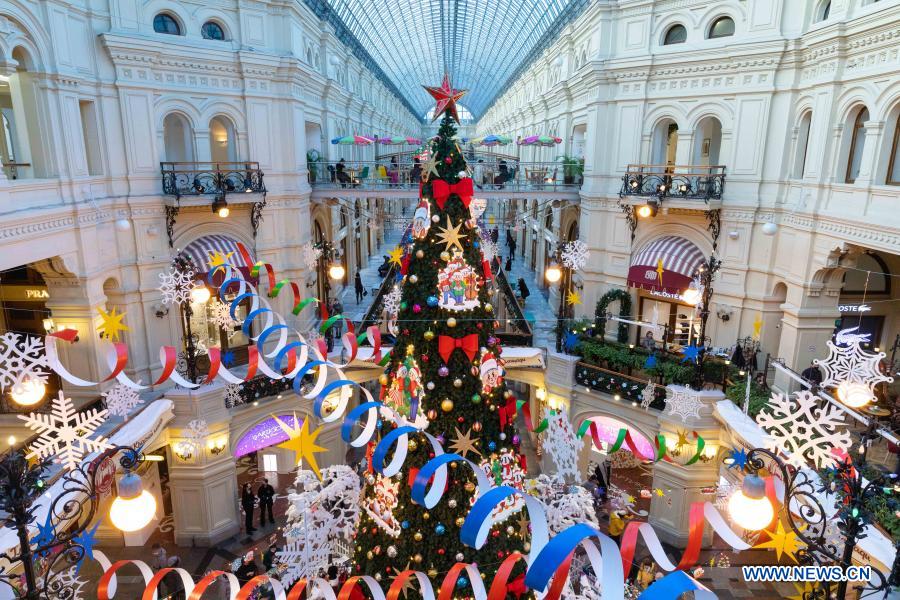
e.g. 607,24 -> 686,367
354,271 -> 365,303
258,478 -> 275,527
241,482 -> 256,534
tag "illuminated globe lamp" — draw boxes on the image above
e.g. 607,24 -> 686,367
109,471 -> 157,532
329,262 -> 346,281
545,262 -> 562,284
190,285 -> 211,305
10,377 -> 46,407
728,474 -> 774,531
836,381 -> 873,409
637,205 -> 653,218
681,280 -> 702,306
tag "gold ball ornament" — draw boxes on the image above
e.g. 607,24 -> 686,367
440,251 -> 450,261
456,517 -> 465,526
424,330 -> 435,341
414,532 -> 423,542
441,399 -> 454,412
423,512 -> 430,520
447,317 -> 457,328
410,274 -> 418,283
367,551 -> 374,560
414,554 -> 422,564
465,482 -> 476,492
484,303 -> 493,312
453,378 -> 463,388
379,374 -> 388,385
428,569 -> 438,578
408,438 -> 418,451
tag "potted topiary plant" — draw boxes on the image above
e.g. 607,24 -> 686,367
306,149 -> 321,183
558,154 -> 584,185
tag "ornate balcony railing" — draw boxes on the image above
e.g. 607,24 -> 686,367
160,162 -> 265,198
620,164 -> 725,202
495,268 -> 533,346
575,362 -> 667,409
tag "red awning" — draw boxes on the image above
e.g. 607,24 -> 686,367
182,234 -> 253,282
627,236 -> 705,295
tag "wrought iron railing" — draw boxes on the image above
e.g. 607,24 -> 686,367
311,160 -> 581,192
620,164 -> 725,202
575,362 -> 667,409
160,162 -> 265,197
495,268 -> 533,346
358,263 -> 398,334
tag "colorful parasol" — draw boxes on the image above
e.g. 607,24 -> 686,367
331,135 -> 375,145
473,134 -> 512,147
517,135 -> 562,147
376,136 -> 423,146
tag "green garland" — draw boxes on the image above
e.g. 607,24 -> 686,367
594,289 -> 632,343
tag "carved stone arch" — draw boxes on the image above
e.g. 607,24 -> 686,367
0,7 -> 51,70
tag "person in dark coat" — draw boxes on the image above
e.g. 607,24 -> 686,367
263,545 -> 277,571
241,483 -> 256,534
517,277 -> 530,301
509,237 -> 517,259
235,553 -> 259,585
354,271 -> 365,304
336,158 -> 350,185
801,361 -> 823,386
505,256 -> 512,272
491,227 -> 499,244
258,478 -> 275,527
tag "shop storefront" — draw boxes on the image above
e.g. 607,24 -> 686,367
834,252 -> 893,350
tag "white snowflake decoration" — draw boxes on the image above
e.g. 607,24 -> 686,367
158,267 -> 197,306
480,239 -> 499,263
277,536 -> 330,585
302,242 -> 323,271
640,380 -> 655,410
756,390 -> 852,469
382,286 -> 402,315
209,299 -> 237,330
529,474 -> 599,533
181,419 -> 209,455
815,327 -> 893,394
561,240 -> 589,271
224,384 -> 244,409
54,566 -> 87,600
541,409 -> 580,482
101,383 -> 142,419
0,332 -> 50,393
664,386 -> 704,420
18,391 -> 112,472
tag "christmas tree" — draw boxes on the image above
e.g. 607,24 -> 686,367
352,76 -> 528,591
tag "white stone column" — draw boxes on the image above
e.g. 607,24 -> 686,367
165,385 -> 241,546
649,386 -> 725,546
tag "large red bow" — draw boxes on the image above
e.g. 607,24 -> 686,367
437,333 -> 479,364
432,178 -> 474,209
498,397 -> 518,428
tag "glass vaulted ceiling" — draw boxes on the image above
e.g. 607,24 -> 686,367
322,0 -> 589,119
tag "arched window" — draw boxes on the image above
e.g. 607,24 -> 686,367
153,13 -> 181,35
663,24 -> 687,45
817,1 -> 831,22
163,113 -> 194,163
209,116 -> 237,163
708,17 -> 735,39
845,107 -> 869,184
651,120 -> 679,166
795,111 -> 812,178
201,21 -> 225,40
888,111 -> 900,185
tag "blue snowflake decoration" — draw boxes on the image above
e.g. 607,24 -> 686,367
726,447 -> 749,470
644,354 -> 657,369
564,331 -> 579,353
680,344 -> 703,363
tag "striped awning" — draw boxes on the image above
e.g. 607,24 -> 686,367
627,236 -> 705,296
181,234 -> 250,275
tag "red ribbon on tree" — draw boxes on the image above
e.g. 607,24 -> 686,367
498,397 -> 518,428
431,178 -> 474,209
482,259 -> 493,282
437,333 -> 479,364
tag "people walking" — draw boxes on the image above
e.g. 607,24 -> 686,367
354,271 -> 365,304
241,482 -> 256,534
258,478 -> 275,527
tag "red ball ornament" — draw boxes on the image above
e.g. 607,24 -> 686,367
438,548 -> 445,555
497,551 -> 504,558
421,354 -> 429,362
444,157 -> 453,164
476,322 -> 483,329
457,416 -> 465,423
402,329 -> 410,335
492,530 -> 500,537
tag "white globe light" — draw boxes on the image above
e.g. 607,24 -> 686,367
728,475 -> 774,531
836,381 -> 873,409
545,263 -> 562,283
329,263 -> 346,281
109,472 -> 157,532
11,378 -> 46,407
761,222 -> 778,236
190,286 -> 211,304
115,219 -> 131,231
681,282 -> 702,306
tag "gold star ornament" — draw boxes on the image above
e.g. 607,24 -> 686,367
389,565 -> 416,599
676,429 -> 690,449
273,413 -> 327,480
388,246 -> 404,266
207,250 -> 234,269
449,426 -> 482,458
421,153 -> 440,182
435,216 -> 465,252
97,307 -> 130,342
755,521 -> 804,563
566,288 -> 582,306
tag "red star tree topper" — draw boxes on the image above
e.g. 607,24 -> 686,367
423,74 -> 467,123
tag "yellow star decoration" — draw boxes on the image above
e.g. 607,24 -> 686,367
207,250 -> 234,269
625,494 -> 636,505
435,216 -> 465,252
449,426 -> 482,458
273,413 -> 327,480
676,429 -> 690,449
97,307 -> 130,342
421,153 -> 440,182
388,246 -> 404,266
654,488 -> 665,497
656,258 -> 665,286
389,564 -> 415,599
566,288 -> 582,306
517,512 -> 530,538
753,313 -> 763,340
755,521 -> 804,563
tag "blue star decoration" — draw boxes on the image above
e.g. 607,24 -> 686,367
73,521 -> 100,574
222,350 -> 236,367
33,510 -> 56,557
644,354 -> 657,369
564,331 -> 579,353
726,447 -> 749,470
680,344 -> 703,363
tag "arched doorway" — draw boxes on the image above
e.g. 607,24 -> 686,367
163,113 -> 194,162
209,115 -> 237,163
693,116 -> 722,166
584,414 -> 656,515
651,119 -> 678,167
